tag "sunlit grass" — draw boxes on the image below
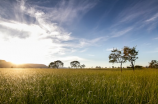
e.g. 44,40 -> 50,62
0,68 -> 158,103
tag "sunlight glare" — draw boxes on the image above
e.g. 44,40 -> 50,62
0,35 -> 53,64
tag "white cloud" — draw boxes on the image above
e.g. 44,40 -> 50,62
0,0 -> 97,65
112,27 -> 133,38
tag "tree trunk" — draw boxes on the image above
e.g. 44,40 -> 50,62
121,62 -> 122,72
131,61 -> 134,71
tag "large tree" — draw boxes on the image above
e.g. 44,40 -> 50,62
49,60 -> 64,68
48,62 -> 56,68
149,60 -> 158,68
70,61 -> 80,69
123,46 -> 138,71
109,48 -> 126,72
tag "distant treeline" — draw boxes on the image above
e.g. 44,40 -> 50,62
0,60 -> 47,68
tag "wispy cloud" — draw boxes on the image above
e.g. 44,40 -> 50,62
109,0 -> 158,33
146,50 -> 158,53
29,0 -> 97,25
111,27 -> 133,38
117,0 -> 158,23
106,48 -> 113,51
143,13 -> 158,31
80,48 -> 88,53
142,43 -> 151,46
153,37 -> 158,39
0,0 -> 97,64
78,36 -> 108,47
70,48 -> 76,53
51,56 -> 86,62
145,13 -> 158,22
88,54 -> 95,56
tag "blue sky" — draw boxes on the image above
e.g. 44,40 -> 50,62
0,0 -> 158,67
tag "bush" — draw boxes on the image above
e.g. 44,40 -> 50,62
135,65 -> 142,68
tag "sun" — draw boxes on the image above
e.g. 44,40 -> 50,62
0,32 -> 53,65
1,40 -> 35,65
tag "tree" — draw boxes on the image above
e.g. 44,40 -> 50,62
123,46 -> 138,71
109,48 -> 126,72
49,60 -> 64,68
48,62 -> 56,68
70,61 -> 80,69
96,66 -> 101,69
149,60 -> 158,68
80,64 -> 85,69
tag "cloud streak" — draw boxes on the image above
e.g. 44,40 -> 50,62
108,0 -> 158,35
106,48 -> 113,51
27,0 -> 97,25
112,27 -> 133,38
153,37 -> 158,40
145,13 -> 158,22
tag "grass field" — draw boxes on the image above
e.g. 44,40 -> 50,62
0,68 -> 158,104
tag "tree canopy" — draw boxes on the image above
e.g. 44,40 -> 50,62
80,64 -> 85,68
49,60 -> 64,68
149,60 -> 158,68
70,61 -> 80,69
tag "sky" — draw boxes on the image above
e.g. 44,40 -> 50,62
0,0 -> 158,68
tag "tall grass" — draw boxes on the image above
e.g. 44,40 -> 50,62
0,68 -> 158,103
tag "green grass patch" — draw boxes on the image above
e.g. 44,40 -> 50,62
0,68 -> 158,103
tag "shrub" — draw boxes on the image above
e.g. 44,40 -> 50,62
135,65 -> 142,68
